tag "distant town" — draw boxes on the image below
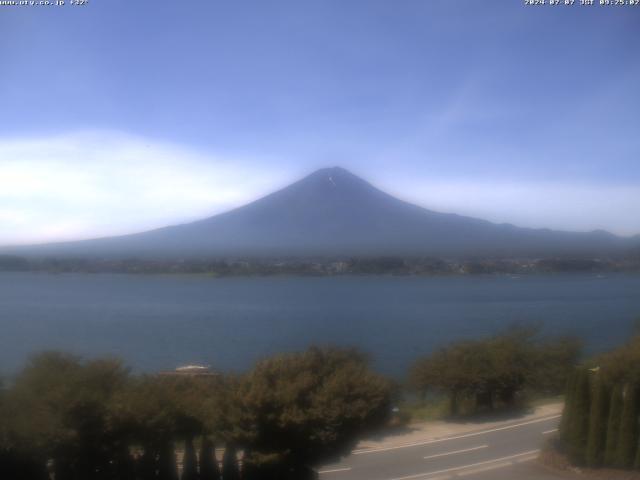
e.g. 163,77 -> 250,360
1,254 -> 639,276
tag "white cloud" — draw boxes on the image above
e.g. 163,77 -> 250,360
0,131 -> 288,245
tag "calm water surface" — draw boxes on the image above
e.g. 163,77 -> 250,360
1,272 -> 639,377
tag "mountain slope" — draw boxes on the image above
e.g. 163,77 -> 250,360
5,167 -> 636,258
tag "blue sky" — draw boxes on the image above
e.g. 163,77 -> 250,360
1,1 -> 639,244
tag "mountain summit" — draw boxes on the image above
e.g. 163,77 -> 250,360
7,167 -> 635,258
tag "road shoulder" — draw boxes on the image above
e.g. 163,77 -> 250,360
354,403 -> 563,454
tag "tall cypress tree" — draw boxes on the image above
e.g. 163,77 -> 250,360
182,436 -> 199,480
222,444 -> 240,480
586,373 -> 609,468
568,368 -> 591,465
616,384 -> 639,469
560,370 -> 577,444
157,441 -> 179,480
605,385 -> 624,467
199,438 -> 220,480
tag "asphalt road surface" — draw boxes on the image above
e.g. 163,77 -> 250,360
318,414 -> 565,480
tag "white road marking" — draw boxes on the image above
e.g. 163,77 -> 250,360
458,453 -> 538,475
387,450 -> 540,480
542,428 -> 558,435
318,467 -> 352,474
423,445 -> 488,460
457,461 -> 512,476
515,454 -> 539,463
353,415 -> 560,455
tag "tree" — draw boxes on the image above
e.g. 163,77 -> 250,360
559,370 -> 577,444
410,327 -> 579,416
531,337 -> 582,396
488,327 -> 539,407
0,379 -> 48,480
113,373 -> 218,480
604,385 -> 624,466
595,336 -> 640,387
198,438 -> 220,480
567,368 -> 590,465
410,344 -> 466,415
616,384 -> 639,468
586,372 -> 609,467
235,347 -> 392,475
6,352 -> 130,480
410,338 -> 505,415
113,376 -> 177,478
157,440 -> 178,480
221,444 -> 239,480
181,437 -> 199,480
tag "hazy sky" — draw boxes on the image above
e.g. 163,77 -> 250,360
1,1 -> 639,245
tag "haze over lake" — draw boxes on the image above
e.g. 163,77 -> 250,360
1,272 -> 639,377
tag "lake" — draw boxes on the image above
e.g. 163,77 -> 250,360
1,272 -> 639,378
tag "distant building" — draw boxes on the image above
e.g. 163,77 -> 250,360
159,364 -> 219,377
329,261 -> 348,273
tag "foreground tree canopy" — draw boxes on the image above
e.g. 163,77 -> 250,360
560,335 -> 640,470
0,347 -> 392,480
0,328 -> 586,480
236,348 -> 392,477
409,326 -> 581,415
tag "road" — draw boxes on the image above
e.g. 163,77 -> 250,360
317,414 -> 565,480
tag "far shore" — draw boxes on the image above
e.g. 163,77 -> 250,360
1,254 -> 639,276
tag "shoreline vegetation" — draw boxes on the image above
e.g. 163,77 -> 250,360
1,326 -> 588,480
1,254 -> 640,276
